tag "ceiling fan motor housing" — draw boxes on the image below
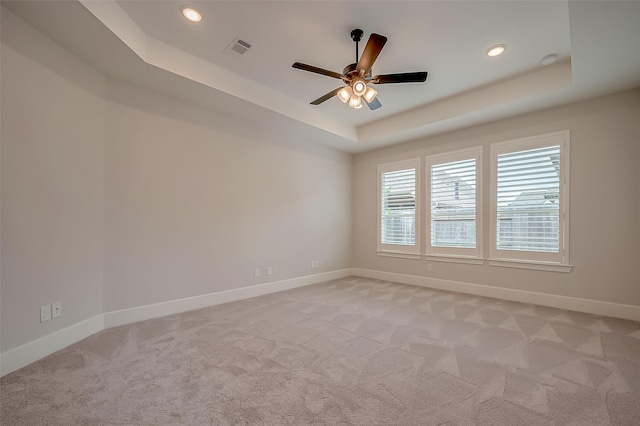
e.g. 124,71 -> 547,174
342,63 -> 358,78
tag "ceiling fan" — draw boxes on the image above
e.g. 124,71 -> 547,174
292,29 -> 428,110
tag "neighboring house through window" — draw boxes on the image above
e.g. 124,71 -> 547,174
375,131 -> 570,272
489,130 -> 571,271
426,147 -> 483,263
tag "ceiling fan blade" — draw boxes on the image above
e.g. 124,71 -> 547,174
364,97 -> 382,111
292,62 -> 346,80
372,72 -> 428,84
356,33 -> 387,76
310,87 -> 343,105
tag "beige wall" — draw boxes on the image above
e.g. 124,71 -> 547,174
1,8 -> 352,354
1,9 -> 105,351
103,80 -> 352,311
353,89 -> 640,306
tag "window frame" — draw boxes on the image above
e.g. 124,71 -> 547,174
489,130 -> 572,272
377,158 -> 421,259
425,147 -> 483,264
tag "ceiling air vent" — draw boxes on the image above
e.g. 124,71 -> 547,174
226,37 -> 252,56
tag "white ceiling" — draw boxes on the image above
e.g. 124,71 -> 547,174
3,1 -> 640,153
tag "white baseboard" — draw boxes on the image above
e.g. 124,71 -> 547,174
0,314 -> 104,377
5,268 -> 636,378
0,269 -> 351,377
352,268 -> 640,322
104,269 -> 352,328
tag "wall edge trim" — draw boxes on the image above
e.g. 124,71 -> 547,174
6,268 -> 635,377
1,269 -> 353,377
0,314 -> 105,377
351,268 -> 640,321
103,269 -> 353,328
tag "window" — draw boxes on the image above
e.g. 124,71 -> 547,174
378,159 -> 421,258
490,131 -> 571,271
426,147 -> 483,263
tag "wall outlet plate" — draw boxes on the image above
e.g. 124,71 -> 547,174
267,266 -> 272,276
254,268 -> 260,278
40,305 -> 51,322
52,302 -> 62,318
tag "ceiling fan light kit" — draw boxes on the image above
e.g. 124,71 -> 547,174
292,28 -> 428,110
338,86 -> 352,103
349,95 -> 363,109
363,86 -> 377,103
352,78 -> 367,96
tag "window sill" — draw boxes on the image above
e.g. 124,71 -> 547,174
488,258 -> 573,273
377,250 -> 421,260
424,255 -> 485,265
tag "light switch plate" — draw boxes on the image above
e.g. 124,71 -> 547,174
40,305 -> 51,322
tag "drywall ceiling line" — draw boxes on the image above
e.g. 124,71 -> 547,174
78,0 -> 358,143
357,59 -> 573,145
78,0 -> 147,58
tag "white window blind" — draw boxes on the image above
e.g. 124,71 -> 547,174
381,167 -> 416,246
425,147 -> 482,262
496,145 -> 560,253
490,130 -> 570,270
430,158 -> 477,248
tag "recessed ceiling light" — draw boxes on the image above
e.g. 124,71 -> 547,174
182,7 -> 201,23
541,54 -> 558,66
487,44 -> 506,57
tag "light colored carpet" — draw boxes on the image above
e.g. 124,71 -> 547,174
2,276 -> 640,425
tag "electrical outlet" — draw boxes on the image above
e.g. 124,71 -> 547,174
267,266 -> 272,276
254,268 -> 260,278
40,305 -> 51,322
427,263 -> 433,272
52,302 -> 62,318
314,260 -> 319,269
